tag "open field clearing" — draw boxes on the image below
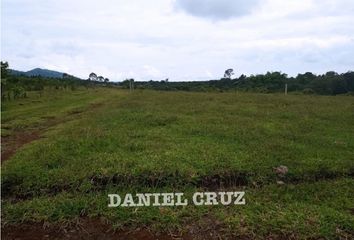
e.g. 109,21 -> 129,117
1,88 -> 354,239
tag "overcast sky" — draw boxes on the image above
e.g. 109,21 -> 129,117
1,0 -> 354,81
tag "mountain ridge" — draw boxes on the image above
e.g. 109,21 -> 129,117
9,68 -> 80,79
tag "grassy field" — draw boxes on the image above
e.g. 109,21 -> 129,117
1,88 -> 354,239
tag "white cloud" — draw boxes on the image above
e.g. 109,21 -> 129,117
174,0 -> 260,20
143,65 -> 164,79
1,0 -> 353,81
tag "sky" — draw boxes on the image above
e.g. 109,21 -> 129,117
1,0 -> 354,81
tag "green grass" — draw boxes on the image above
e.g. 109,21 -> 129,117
2,88 -> 354,239
1,88 -> 121,135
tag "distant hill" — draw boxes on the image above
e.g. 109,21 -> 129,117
9,68 -> 78,79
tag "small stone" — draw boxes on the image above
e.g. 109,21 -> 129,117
277,180 -> 285,185
274,165 -> 288,175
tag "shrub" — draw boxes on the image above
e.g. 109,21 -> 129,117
303,88 -> 315,95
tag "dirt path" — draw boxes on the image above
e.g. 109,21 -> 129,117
1,217 -> 295,239
1,131 -> 41,163
1,116 -> 69,163
1,102 -> 103,163
1,219 -> 197,240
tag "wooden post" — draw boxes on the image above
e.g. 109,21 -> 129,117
285,83 -> 288,95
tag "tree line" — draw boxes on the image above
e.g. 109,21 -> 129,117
2,61 -> 353,98
88,72 -> 109,82
126,70 -> 354,95
1,62 -> 114,101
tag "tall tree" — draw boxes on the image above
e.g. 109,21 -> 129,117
1,61 -> 9,79
89,72 -> 97,81
224,68 -> 234,79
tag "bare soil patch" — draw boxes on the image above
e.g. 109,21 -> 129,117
1,217 -> 298,240
1,131 -> 41,163
1,102 -> 104,163
2,218 -> 194,240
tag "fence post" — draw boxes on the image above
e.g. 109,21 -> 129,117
285,83 -> 288,95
